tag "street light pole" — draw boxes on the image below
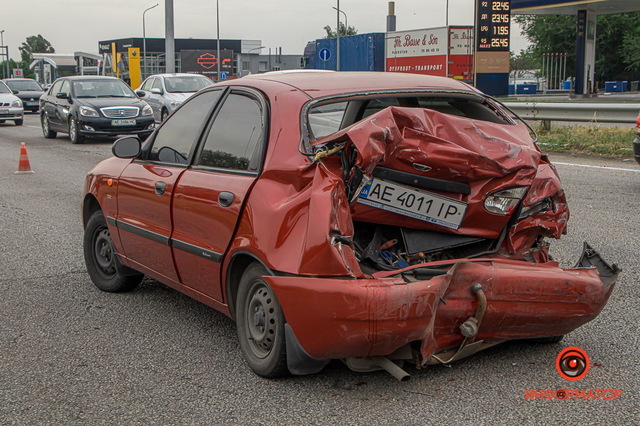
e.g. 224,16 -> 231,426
332,6 -> 347,31
244,46 -> 264,76
0,30 -> 7,79
216,0 -> 221,81
143,3 -> 159,80
336,0 -> 340,71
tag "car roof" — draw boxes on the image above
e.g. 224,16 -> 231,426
148,73 -> 210,78
59,76 -> 124,81
237,71 -> 479,99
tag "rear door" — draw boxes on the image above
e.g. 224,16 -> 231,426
171,88 -> 267,301
115,89 -> 223,282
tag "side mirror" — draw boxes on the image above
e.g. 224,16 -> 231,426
136,90 -> 146,97
56,92 -> 69,100
112,136 -> 141,158
12,90 -> 19,95
150,88 -> 163,95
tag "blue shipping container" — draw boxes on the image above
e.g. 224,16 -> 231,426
312,33 -> 385,72
515,84 -> 537,94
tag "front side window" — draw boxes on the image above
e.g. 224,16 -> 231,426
50,80 -> 64,96
198,93 -> 265,172
141,78 -> 154,91
152,78 -> 163,91
148,90 -> 222,164
0,81 -> 10,94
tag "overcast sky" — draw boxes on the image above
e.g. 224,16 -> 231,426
0,0 -> 529,58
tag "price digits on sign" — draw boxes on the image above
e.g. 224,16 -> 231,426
477,0 -> 510,51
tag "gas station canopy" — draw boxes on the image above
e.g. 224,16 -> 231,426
512,0 -> 640,15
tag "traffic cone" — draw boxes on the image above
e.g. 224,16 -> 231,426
15,142 -> 35,174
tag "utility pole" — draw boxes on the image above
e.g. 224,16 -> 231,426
216,0 -> 221,81
336,0 -> 340,71
165,0 -> 175,73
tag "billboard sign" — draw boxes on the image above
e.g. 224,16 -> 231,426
385,28 -> 447,76
180,50 -> 233,78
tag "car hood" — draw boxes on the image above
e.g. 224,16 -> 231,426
0,93 -> 21,103
75,97 -> 146,109
164,92 -> 194,102
15,90 -> 44,100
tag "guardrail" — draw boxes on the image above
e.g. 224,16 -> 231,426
502,102 -> 638,124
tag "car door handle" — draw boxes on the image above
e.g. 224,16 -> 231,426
218,191 -> 234,207
155,181 -> 167,195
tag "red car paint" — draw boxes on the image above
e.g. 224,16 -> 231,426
84,72 -> 618,377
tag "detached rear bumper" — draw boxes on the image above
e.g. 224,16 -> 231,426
266,243 -> 618,373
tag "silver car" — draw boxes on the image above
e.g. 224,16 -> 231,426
0,80 -> 24,126
137,73 -> 214,122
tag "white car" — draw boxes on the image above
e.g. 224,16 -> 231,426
0,80 -> 24,126
137,73 -> 214,122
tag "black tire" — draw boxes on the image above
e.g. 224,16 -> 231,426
41,114 -> 57,138
161,109 -> 169,121
14,119 -> 23,126
236,263 -> 288,378
69,116 -> 85,144
84,210 -> 143,292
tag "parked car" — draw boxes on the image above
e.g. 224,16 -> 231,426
40,76 -> 155,144
83,71 -> 618,380
634,111 -> 640,165
136,73 -> 213,122
2,78 -> 44,112
0,80 -> 24,125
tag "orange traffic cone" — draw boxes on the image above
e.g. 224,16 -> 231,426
15,142 -> 35,174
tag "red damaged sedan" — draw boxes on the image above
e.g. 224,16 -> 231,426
83,71 -> 618,380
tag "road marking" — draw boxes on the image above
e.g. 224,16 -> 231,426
25,125 -> 40,129
554,162 -> 640,173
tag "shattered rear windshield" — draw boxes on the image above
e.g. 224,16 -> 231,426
307,93 -> 511,140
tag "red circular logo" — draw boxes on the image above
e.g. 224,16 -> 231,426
556,347 -> 590,381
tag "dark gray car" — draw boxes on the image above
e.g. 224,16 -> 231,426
2,78 -> 44,113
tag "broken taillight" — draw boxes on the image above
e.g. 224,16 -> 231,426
484,187 -> 528,215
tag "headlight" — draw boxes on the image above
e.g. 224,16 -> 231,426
169,100 -> 182,107
11,100 -> 22,107
484,186 -> 528,215
142,103 -> 153,116
519,197 -> 553,220
79,106 -> 99,117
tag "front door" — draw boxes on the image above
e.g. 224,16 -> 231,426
115,89 -> 223,282
171,89 -> 267,301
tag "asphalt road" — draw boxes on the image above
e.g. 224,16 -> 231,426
1,114 -> 638,424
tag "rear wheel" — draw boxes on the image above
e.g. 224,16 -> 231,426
69,116 -> 85,144
236,263 -> 288,377
84,210 -> 143,292
41,114 -> 57,138
14,119 -> 23,126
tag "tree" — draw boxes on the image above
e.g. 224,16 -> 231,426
515,12 -> 640,82
510,48 -> 540,79
19,34 -> 55,64
323,22 -> 357,38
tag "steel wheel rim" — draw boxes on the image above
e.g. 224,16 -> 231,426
94,227 -> 116,277
69,118 -> 76,141
245,280 -> 278,359
42,116 -> 49,135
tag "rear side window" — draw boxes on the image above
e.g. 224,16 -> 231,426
308,102 -> 347,139
197,93 -> 265,172
149,90 -> 222,164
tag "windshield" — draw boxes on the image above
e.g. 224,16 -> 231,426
0,82 -> 11,94
165,76 -> 212,93
72,80 -> 136,98
4,79 -> 42,92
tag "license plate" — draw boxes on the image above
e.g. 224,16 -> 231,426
358,178 -> 467,229
111,119 -> 136,126
0,109 -> 8,114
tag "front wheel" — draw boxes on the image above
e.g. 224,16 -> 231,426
161,109 -> 169,122
84,210 -> 143,292
41,114 -> 57,138
14,119 -> 23,126
69,116 -> 85,144
236,263 -> 288,378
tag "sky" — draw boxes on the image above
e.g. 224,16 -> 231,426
0,0 -> 529,59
